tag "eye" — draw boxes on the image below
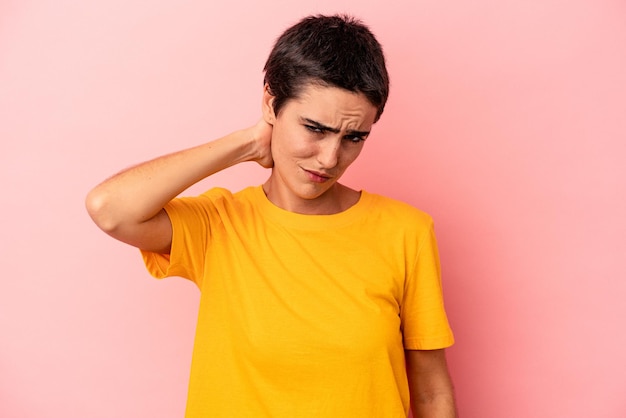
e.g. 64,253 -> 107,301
344,134 -> 366,143
304,125 -> 324,134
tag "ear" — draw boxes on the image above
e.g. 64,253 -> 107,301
262,83 -> 276,125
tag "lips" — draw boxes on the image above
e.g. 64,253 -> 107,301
303,169 -> 331,183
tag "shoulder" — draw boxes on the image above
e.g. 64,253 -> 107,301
189,186 -> 260,220
363,191 -> 434,228
199,186 -> 235,202
165,187 -> 259,231
357,192 -> 440,266
165,187 -> 241,219
192,186 -> 256,207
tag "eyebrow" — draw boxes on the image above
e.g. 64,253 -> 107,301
301,117 -> 370,137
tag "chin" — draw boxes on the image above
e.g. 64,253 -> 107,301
300,184 -> 336,200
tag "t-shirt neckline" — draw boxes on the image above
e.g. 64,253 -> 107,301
250,185 -> 374,230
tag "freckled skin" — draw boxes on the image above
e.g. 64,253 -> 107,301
262,84 -> 378,215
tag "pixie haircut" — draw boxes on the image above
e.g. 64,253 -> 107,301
263,14 -> 390,122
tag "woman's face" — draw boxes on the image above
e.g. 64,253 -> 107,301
262,83 -> 378,214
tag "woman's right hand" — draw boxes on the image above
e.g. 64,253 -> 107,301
249,118 -> 274,168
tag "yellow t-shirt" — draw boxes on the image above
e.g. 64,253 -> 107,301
142,186 -> 454,417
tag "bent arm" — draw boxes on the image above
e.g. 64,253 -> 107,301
85,120 -> 272,253
406,349 -> 457,418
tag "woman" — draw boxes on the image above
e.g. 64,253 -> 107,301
86,14 -> 456,417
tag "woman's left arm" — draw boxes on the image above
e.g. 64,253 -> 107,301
405,349 -> 457,418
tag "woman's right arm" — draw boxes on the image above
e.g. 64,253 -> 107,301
85,120 -> 273,254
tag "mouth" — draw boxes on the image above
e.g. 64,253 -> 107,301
303,169 -> 332,183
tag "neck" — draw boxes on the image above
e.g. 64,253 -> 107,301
262,181 -> 360,215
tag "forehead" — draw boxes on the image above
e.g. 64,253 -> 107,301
284,83 -> 378,126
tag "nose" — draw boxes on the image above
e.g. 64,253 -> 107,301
316,138 -> 340,169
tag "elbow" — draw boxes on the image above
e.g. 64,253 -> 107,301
85,188 -> 120,233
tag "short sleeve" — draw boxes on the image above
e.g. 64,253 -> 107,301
400,222 -> 454,350
140,196 -> 214,287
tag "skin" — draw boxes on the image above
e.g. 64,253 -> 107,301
261,83 -> 376,214
406,349 -> 457,417
85,82 -> 456,416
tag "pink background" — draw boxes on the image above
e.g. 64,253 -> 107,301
2,0 -> 625,417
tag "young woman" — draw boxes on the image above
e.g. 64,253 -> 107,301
86,14 -> 456,417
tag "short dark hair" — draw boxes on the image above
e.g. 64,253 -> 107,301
263,14 -> 390,122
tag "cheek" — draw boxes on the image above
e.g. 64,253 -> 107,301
338,145 -> 364,168
291,140 -> 316,157
272,129 -> 316,159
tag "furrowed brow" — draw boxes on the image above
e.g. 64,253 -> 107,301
346,128 -> 370,137
301,118 -> 340,134
301,117 -> 370,137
